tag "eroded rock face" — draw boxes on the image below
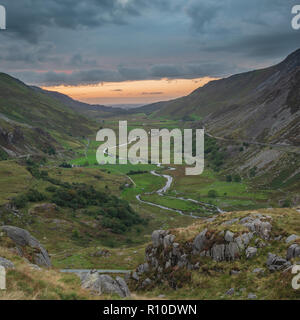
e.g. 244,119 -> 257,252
0,226 -> 51,267
81,271 -> 130,298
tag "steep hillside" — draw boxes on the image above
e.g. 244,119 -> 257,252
0,73 -> 98,157
34,87 -> 128,120
149,49 -> 300,146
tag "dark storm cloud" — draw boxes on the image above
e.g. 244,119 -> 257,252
1,0 -> 139,43
0,0 -> 299,85
184,0 -> 298,58
12,61 -> 237,86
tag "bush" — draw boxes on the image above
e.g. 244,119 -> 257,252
282,199 -> 292,208
26,189 -> 46,202
208,190 -> 218,198
233,174 -> 242,183
226,175 -> 232,182
50,183 -> 144,233
59,162 -> 72,168
12,195 -> 28,209
71,229 -> 80,239
46,186 -> 57,193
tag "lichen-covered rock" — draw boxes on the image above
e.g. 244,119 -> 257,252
81,271 -> 130,298
246,247 -> 257,259
0,257 -> 14,269
137,263 -> 149,275
241,216 -> 272,240
287,244 -> 300,260
163,234 -> 175,249
0,226 -> 51,267
225,231 -> 234,242
211,244 -> 226,261
286,234 -> 300,244
192,228 -> 209,253
225,242 -> 240,260
152,230 -> 168,248
266,253 -> 291,271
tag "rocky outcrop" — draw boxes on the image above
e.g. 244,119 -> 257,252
287,244 -> 300,260
130,213 -> 300,291
266,253 -> 291,272
0,226 -> 51,267
81,271 -> 130,298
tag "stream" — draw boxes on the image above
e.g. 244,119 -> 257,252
102,137 -> 223,218
136,168 -> 223,218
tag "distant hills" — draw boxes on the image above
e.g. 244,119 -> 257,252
33,87 -> 128,120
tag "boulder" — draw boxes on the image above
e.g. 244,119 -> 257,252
225,242 -> 240,260
287,244 -> 300,260
141,278 -> 152,288
137,263 -> 149,275
93,249 -> 110,257
248,293 -> 257,299
286,234 -> 300,244
192,228 -> 209,253
211,244 -> 225,261
241,216 -> 272,240
152,230 -> 168,248
225,288 -> 235,295
252,268 -> 264,274
163,234 -> 175,249
0,257 -> 14,269
81,271 -> 130,298
266,253 -> 291,271
0,226 -> 51,267
246,247 -> 257,259
224,231 -> 234,242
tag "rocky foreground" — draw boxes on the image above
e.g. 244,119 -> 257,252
129,208 -> 300,299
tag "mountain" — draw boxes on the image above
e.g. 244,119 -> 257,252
145,49 -> 300,146
0,73 -> 97,157
34,87 -> 128,120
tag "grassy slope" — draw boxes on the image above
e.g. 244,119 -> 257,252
0,73 -> 96,137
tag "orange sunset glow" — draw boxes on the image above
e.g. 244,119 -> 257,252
43,77 -> 218,105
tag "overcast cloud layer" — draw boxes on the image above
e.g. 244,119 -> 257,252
0,0 -> 299,86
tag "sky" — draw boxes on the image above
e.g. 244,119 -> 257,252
0,0 -> 299,105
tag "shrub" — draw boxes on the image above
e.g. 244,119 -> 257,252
233,174 -> 242,183
12,195 -> 28,209
226,175 -> 232,182
59,162 -> 72,168
26,189 -> 46,202
208,190 -> 218,198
